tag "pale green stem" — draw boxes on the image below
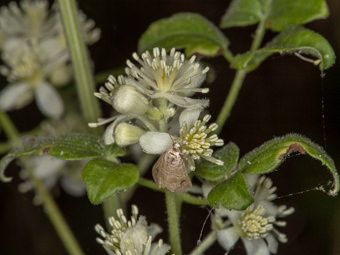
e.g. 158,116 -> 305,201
103,195 -> 122,220
215,69 -> 247,134
58,0 -> 101,129
0,112 -> 85,255
158,98 -> 168,132
29,167 -> 85,255
136,115 -> 157,131
166,190 -> 183,255
215,11 -> 269,134
0,142 -> 11,154
0,110 -> 19,143
58,0 -> 122,222
189,231 -> 217,255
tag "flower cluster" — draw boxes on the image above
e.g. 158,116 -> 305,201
0,0 -> 100,118
18,113 -> 87,204
95,205 -> 170,255
212,176 -> 294,255
91,47 -> 223,174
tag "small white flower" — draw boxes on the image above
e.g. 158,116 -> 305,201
125,47 -> 210,108
18,114 -> 87,204
214,176 -> 294,255
139,110 -> 223,170
0,42 -> 65,118
0,0 -> 101,51
95,205 -> 170,255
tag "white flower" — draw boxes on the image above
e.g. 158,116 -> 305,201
18,155 -> 86,204
95,205 -> 170,255
214,176 -> 295,255
139,109 -> 224,170
0,41 -> 65,118
125,47 -> 210,108
17,114 -> 87,204
0,0 -> 100,51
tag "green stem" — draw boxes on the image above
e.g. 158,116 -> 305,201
189,231 -> 217,255
215,11 -> 269,134
103,195 -> 122,221
58,0 -> 123,224
0,111 -> 85,255
29,167 -> 85,255
0,110 -> 19,143
136,115 -> 157,131
138,177 -> 162,191
166,190 -> 183,255
178,193 -> 209,206
58,0 -> 101,129
215,69 -> 247,134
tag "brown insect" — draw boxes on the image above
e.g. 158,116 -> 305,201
152,141 -> 192,193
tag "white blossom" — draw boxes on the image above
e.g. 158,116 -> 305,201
139,110 -> 223,170
125,47 -> 210,109
214,176 -> 294,255
95,205 -> 170,255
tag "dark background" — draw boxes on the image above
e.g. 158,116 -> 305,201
1,0 -> 340,254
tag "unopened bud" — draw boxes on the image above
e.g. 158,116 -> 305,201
113,85 -> 149,115
115,122 -> 145,146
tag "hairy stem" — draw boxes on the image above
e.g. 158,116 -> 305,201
215,11 -> 269,134
166,190 -> 183,255
29,168 -> 85,255
58,0 -> 101,129
189,231 -> 217,255
58,0 -> 123,222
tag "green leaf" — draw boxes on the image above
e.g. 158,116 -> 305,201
208,172 -> 254,210
138,13 -> 229,57
82,159 -> 139,205
0,133 -> 125,182
196,142 -> 239,181
239,133 -> 339,196
232,26 -> 335,71
267,0 -> 329,31
220,0 -> 262,28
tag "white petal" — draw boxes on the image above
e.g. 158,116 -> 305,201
120,217 -> 148,254
139,132 -> 173,154
217,227 -> 240,251
179,107 -> 202,129
103,121 -> 116,145
31,155 -> 65,179
0,83 -> 33,110
60,176 -> 86,196
152,92 -> 209,109
147,223 -> 162,240
242,238 -> 270,255
266,234 -> 279,253
35,82 -> 64,118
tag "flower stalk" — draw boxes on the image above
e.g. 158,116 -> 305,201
57,0 -> 101,128
166,190 -> 183,255
215,8 -> 270,134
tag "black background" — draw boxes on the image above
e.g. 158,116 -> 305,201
1,0 -> 340,254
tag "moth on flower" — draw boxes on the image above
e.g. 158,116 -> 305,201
140,109 -> 224,192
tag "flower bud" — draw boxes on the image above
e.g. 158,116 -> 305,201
115,122 -> 145,146
113,85 -> 149,115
